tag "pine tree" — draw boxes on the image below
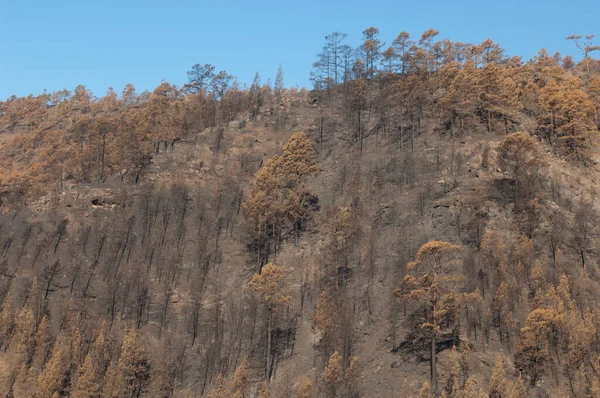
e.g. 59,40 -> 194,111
497,132 -> 542,208
250,72 -> 263,119
74,358 -> 102,398
447,345 -> 462,395
418,380 -> 433,398
205,373 -> 228,398
230,358 -> 249,398
297,376 -> 314,398
0,294 -> 14,348
489,356 -> 507,398
101,359 -> 120,398
394,241 -> 466,396
274,64 -> 284,101
401,377 -> 413,397
37,337 -> 71,398
514,306 -> 556,385
71,326 -> 85,377
538,79 -> 564,147
391,31 -> 413,73
313,288 -> 339,355
184,63 -> 216,94
344,355 -> 360,397
12,363 -> 33,398
251,72 -> 262,98
476,63 -> 512,133
588,75 -> 600,128
242,132 -> 317,267
381,46 -> 396,73
14,306 -> 36,366
1,305 -> 35,397
278,132 -> 317,184
29,276 -> 44,325
115,328 -> 151,398
505,375 -> 527,398
248,263 -> 290,379
257,381 -> 270,398
361,27 -> 384,78
558,84 -> 597,163
323,206 -> 356,292
31,315 -> 53,374
73,331 -> 107,398
563,305 -> 595,394
455,378 -> 486,398
323,351 -> 343,397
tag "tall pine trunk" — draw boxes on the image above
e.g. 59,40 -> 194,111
431,333 -> 438,396
266,311 -> 272,379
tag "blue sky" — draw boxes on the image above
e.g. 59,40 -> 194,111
1,0 -> 599,99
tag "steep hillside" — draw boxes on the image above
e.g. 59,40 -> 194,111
1,29 -> 600,398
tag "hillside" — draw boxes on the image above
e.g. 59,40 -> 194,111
1,28 -> 600,398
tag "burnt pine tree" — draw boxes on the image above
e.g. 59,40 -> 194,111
275,64 -> 284,101
394,241 -> 470,397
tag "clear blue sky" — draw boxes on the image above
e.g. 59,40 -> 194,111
1,0 -> 598,99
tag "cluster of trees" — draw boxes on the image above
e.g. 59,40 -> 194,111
311,27 -> 515,88
1,25 -> 600,398
0,165 -> 249,396
243,132 -> 318,268
0,64 -> 287,208
395,230 -> 600,396
2,28 -> 598,208
311,28 -> 600,163
0,130 -> 334,397
312,28 -> 600,85
0,285 -> 152,397
385,127 -> 600,396
394,241 -> 471,396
